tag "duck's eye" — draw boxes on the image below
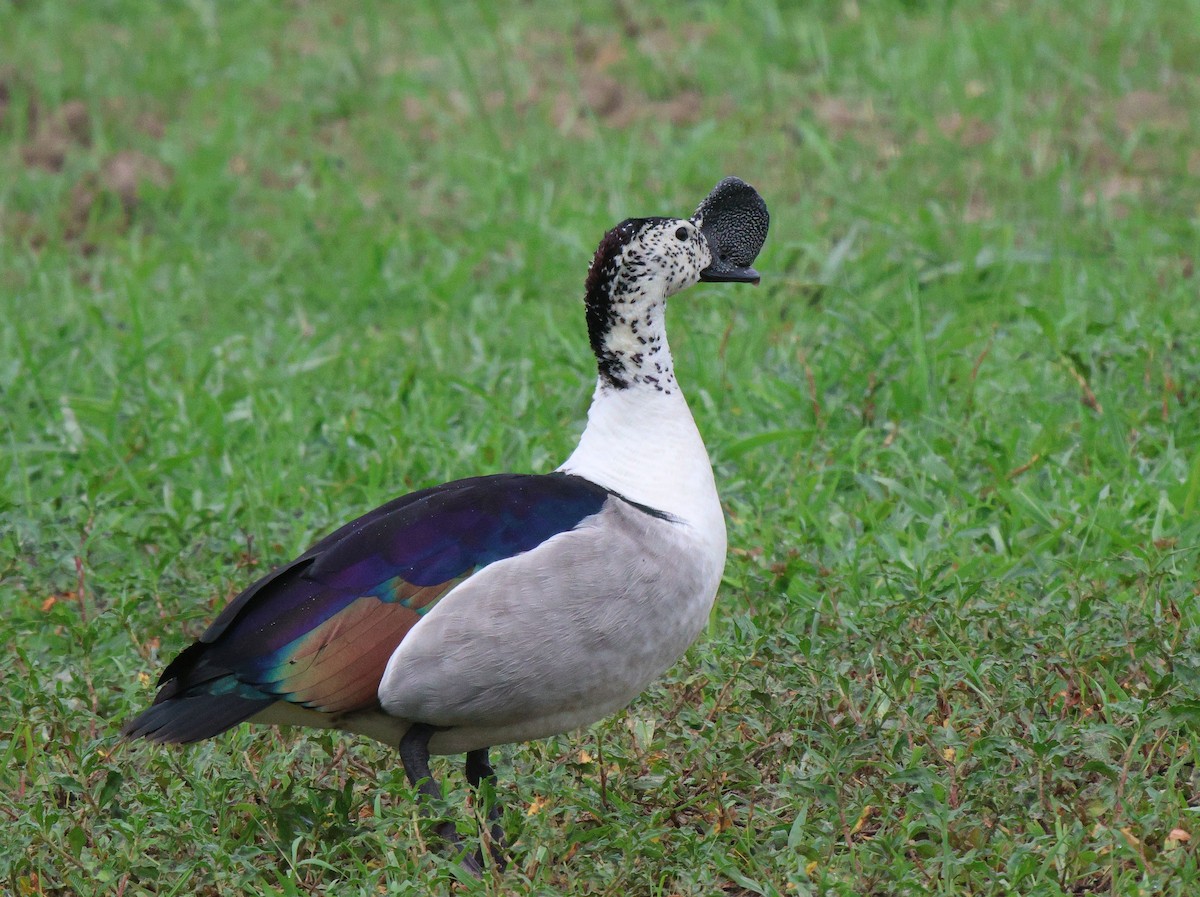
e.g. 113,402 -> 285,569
675,226 -> 689,241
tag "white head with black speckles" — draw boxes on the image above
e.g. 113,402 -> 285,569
583,178 -> 767,393
583,217 -> 712,393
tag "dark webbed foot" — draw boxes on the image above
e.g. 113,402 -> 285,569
466,747 -> 508,870
399,724 -> 486,876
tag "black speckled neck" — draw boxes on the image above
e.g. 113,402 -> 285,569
584,217 -> 675,392
584,219 -> 638,388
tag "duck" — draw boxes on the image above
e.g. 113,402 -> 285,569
123,176 -> 770,873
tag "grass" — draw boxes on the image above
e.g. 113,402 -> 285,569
2,0 -> 1200,894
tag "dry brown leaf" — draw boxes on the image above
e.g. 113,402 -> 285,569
937,111 -> 995,148
100,149 -> 172,210
813,95 -> 874,138
21,99 -> 91,172
1114,90 -> 1185,134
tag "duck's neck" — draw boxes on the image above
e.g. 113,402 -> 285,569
582,218 -> 682,394
558,225 -> 725,544
560,377 -> 723,539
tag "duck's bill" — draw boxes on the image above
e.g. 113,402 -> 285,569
692,176 -> 770,283
699,261 -> 761,284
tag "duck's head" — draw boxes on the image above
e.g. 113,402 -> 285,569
583,178 -> 770,389
585,177 -> 770,306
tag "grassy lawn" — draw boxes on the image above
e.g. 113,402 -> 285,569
3,0 -> 1200,893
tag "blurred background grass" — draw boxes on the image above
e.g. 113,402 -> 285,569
2,1 -> 1199,894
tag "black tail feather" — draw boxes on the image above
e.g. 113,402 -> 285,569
121,692 -> 275,745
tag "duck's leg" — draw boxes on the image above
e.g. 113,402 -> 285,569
466,747 -> 507,869
399,723 -> 483,876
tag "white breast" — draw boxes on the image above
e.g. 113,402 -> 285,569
559,381 -> 727,558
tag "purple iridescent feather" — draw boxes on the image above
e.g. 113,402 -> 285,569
122,473 -> 612,742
